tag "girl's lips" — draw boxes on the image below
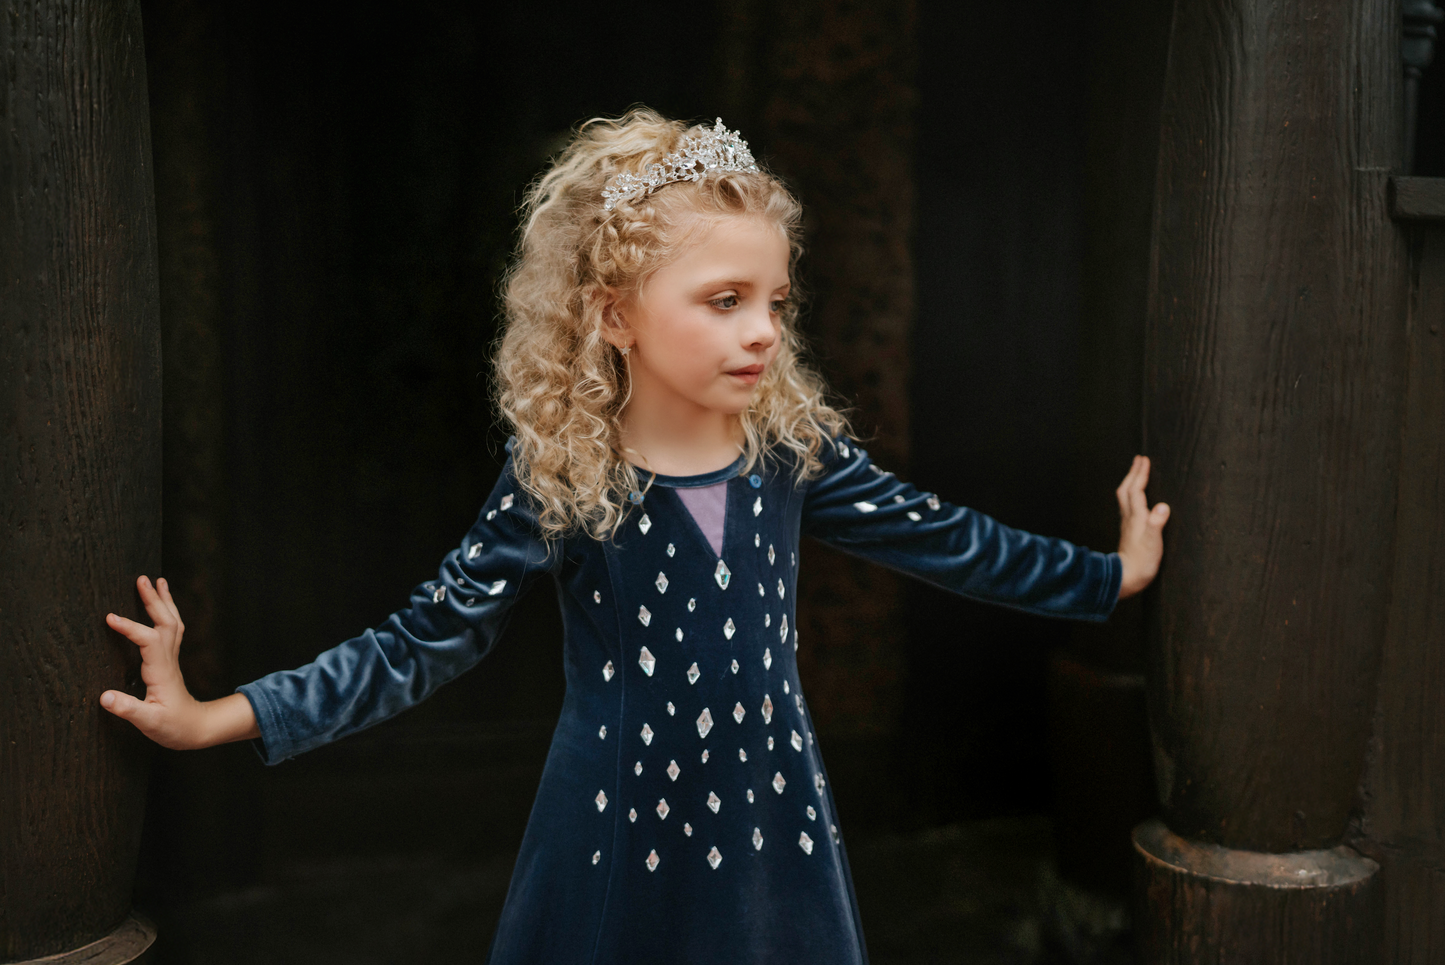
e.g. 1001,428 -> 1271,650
727,365 -> 765,375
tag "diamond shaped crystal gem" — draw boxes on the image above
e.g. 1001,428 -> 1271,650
638,647 -> 656,675
468,542 -> 483,560
753,496 -> 762,516
758,582 -> 765,597
667,543 -> 675,557
646,849 -> 659,871
593,589 -> 601,603
772,772 -> 786,794
701,749 -> 709,762
697,708 -> 713,738
731,659 -> 739,674
675,628 -> 683,642
764,614 -> 771,627
599,725 -> 607,739
853,501 -> 877,513
799,832 -> 814,855
780,615 -> 788,642
592,850 -> 601,865
687,597 -> 696,612
638,514 -> 652,534
762,695 -> 773,724
894,494 -> 906,504
687,662 -> 701,685
667,760 -> 680,781
486,510 -> 496,520
656,798 -> 670,820
831,824 -> 840,843
655,571 -> 669,594
433,585 -> 446,603
739,748 -> 747,762
747,789 -> 755,802
707,846 -> 722,870
714,560 -> 731,589
684,823 -> 693,836
707,791 -> 721,813
768,736 -> 775,750
840,444 -> 850,457
723,618 -> 735,640
907,511 -> 922,521
638,606 -> 652,627
667,702 -> 675,716
754,533 -> 760,547
784,680 -> 790,694
641,723 -> 654,745
500,494 -> 514,511
777,579 -> 785,599
927,494 -> 941,510
807,806 -> 817,820
595,790 -> 608,812
635,761 -> 643,776
603,661 -> 615,682
791,730 -> 803,751
768,544 -> 776,565
733,702 -> 746,724
629,808 -> 637,822
814,773 -> 826,792
796,693 -> 804,712
487,580 -> 507,595
763,649 -> 772,670
753,827 -> 764,851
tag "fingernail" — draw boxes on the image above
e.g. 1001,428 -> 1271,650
158,578 -> 166,588
101,692 -> 114,708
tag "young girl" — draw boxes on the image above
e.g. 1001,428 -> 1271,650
101,109 -> 1169,964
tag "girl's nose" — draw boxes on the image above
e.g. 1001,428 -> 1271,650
743,306 -> 777,349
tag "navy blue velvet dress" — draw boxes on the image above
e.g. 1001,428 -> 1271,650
236,435 -> 1121,964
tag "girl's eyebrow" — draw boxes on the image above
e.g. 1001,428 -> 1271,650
693,278 -> 792,293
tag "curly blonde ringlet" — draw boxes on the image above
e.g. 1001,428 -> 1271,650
494,107 -> 853,542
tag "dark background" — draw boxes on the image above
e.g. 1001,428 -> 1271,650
128,0 -> 1445,961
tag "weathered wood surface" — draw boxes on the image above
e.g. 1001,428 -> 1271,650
1390,175 -> 1445,221
1350,221 -> 1445,964
0,0 -> 161,960
1143,0 -> 1407,854
1133,820 -> 1381,964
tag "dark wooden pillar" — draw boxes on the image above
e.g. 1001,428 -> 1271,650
1135,0 -> 1407,958
0,1 -> 161,961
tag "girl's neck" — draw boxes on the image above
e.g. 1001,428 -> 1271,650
619,406 -> 744,478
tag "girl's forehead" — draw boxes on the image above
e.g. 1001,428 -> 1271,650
669,215 -> 790,266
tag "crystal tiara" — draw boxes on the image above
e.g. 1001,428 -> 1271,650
601,118 -> 760,212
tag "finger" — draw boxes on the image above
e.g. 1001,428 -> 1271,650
1117,457 -> 1141,514
99,689 -> 157,731
155,578 -> 184,636
1151,502 -> 1171,526
106,612 -> 159,649
137,576 -> 176,629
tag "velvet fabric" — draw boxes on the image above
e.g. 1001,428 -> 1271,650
237,435 -> 1121,964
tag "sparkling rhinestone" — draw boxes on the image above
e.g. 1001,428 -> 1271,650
487,580 -> 507,595
764,614 -> 771,627
731,659 -> 739,674
763,649 -> 772,670
853,501 -> 877,513
486,510 -> 496,520
599,725 -> 607,739
707,791 -> 721,813
791,551 -> 796,566
687,662 -> 701,685
667,760 -> 680,781
635,761 -> 643,776
796,693 -> 804,712
754,533 -> 760,547
687,597 -> 696,612
739,748 -> 747,762
593,850 -> 601,865
807,806 -> 817,820
638,606 -> 652,627
675,627 -> 684,642
701,749 -> 709,763
707,846 -> 722,869
638,514 -> 652,535
777,579 -> 785,599
762,694 -> 773,724
464,597 -> 476,605
639,647 -> 656,675
595,790 -> 608,812
893,494 -> 906,504
500,494 -> 513,511
433,585 -> 446,603
697,708 -> 714,738
655,571 -> 669,593
641,723 -> 653,745
723,618 -> 735,640
814,773 -> 826,792
684,823 -> 693,836
468,542 -> 483,560
768,736 -> 775,750
907,511 -> 922,521
593,589 -> 601,603
799,832 -> 814,855
791,730 -> 803,751
747,789 -> 755,802
603,661 -> 615,682
783,680 -> 790,694
714,560 -> 731,589
629,808 -> 637,823
758,582 -> 765,597
780,615 -> 788,642
753,496 -> 762,516
667,702 -> 675,716
753,827 -> 763,851
927,494 -> 941,510
733,702 -> 746,724
768,544 -> 776,565
656,798 -> 670,820
773,772 -> 786,794
667,543 -> 676,557
646,849 -> 659,871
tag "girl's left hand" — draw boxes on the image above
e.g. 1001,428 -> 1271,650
1116,455 -> 1170,599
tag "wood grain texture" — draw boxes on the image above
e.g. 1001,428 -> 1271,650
1142,0 -> 1408,852
0,0 -> 161,959
1350,226 -> 1445,964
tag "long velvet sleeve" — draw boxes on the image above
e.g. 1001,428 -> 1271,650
800,437 -> 1120,621
235,451 -> 556,764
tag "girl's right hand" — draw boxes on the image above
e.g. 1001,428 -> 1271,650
101,575 -> 229,750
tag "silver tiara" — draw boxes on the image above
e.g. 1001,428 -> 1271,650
601,118 -> 759,212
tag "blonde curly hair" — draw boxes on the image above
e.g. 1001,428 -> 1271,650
494,107 -> 852,542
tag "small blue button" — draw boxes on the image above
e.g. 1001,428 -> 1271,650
748,474 -> 762,488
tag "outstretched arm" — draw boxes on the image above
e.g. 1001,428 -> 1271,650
101,575 -> 260,749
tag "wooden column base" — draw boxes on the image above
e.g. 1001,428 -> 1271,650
9,916 -> 155,965
1132,819 -> 1381,964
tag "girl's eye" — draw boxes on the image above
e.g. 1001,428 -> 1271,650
770,299 -> 788,314
710,295 -> 740,310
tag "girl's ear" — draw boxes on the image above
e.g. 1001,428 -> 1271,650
595,287 -> 633,350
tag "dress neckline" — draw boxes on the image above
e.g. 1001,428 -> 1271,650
629,452 -> 747,489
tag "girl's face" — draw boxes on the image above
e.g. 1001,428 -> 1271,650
614,215 -> 790,419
